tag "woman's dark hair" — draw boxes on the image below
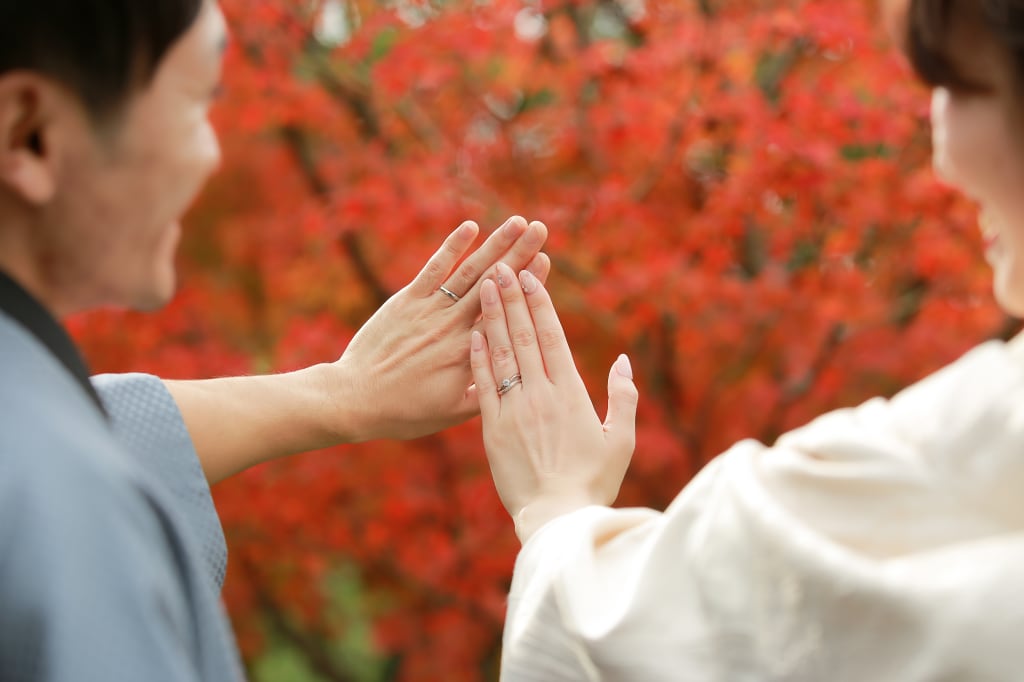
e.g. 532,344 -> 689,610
905,0 -> 1024,92
0,0 -> 204,122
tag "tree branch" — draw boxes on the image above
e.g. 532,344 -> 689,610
280,125 -> 393,307
239,553 -> 358,682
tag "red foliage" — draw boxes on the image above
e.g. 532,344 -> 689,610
69,0 -> 1012,678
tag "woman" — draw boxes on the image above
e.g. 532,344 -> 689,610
471,1 -> 1024,679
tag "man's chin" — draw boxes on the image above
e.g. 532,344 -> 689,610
131,275 -> 178,312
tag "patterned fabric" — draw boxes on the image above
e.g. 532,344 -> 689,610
0,312 -> 244,682
503,338 -> 1024,681
94,374 -> 229,593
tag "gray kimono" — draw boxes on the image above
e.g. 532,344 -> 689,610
0,302 -> 245,680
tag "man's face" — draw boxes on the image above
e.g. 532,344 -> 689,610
42,0 -> 227,314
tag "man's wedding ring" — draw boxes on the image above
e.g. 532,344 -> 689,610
439,285 -> 460,303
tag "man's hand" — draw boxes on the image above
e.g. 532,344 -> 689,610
168,217 -> 550,484
328,216 -> 550,443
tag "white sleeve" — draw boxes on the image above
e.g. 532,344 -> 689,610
500,341 -> 1024,681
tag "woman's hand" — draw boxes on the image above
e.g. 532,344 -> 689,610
330,217 -> 551,443
470,262 -> 638,543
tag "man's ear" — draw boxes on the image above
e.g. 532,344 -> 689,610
0,74 -> 64,206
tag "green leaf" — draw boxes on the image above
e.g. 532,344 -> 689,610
370,27 -> 399,64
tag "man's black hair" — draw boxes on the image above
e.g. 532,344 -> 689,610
0,0 -> 205,121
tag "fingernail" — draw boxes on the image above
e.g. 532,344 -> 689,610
519,270 -> 539,294
524,222 -> 544,247
528,253 -> 549,277
503,217 -> 524,237
496,262 -> 514,288
481,278 -> 499,303
472,331 -> 483,351
615,354 -> 633,380
458,222 -> 475,238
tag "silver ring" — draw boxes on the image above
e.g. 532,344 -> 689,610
438,285 -> 460,303
497,373 -> 522,397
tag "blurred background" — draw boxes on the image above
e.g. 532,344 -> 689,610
69,0 -> 1013,679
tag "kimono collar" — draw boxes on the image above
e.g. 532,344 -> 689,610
0,270 -> 108,419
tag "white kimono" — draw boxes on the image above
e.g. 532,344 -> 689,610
502,338 -> 1024,681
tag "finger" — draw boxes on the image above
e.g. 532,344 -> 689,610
505,221 -> 549,271
517,268 -> 578,385
458,220 -> 548,308
408,221 -> 480,298
603,355 -> 639,456
495,262 -> 547,385
526,252 -> 552,286
479,278 -> 522,394
466,252 -> 549,337
440,216 -> 527,298
470,331 -> 500,420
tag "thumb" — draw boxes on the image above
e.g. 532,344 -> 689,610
603,354 -> 639,453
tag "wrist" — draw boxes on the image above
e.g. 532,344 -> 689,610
309,360 -> 369,446
513,493 -> 597,544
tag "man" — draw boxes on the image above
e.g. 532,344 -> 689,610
0,1 -> 549,679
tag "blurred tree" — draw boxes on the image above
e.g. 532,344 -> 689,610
70,0 -> 1010,679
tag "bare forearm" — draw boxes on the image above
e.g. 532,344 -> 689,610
162,221 -> 551,486
164,364 -> 354,485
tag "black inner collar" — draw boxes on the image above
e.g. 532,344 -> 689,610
0,270 -> 108,418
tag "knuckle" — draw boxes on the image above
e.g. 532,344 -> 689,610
455,260 -> 479,285
423,258 -> 446,280
536,327 -> 564,350
490,343 -> 516,365
510,327 -> 535,348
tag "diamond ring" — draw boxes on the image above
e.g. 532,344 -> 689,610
497,373 -> 523,397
